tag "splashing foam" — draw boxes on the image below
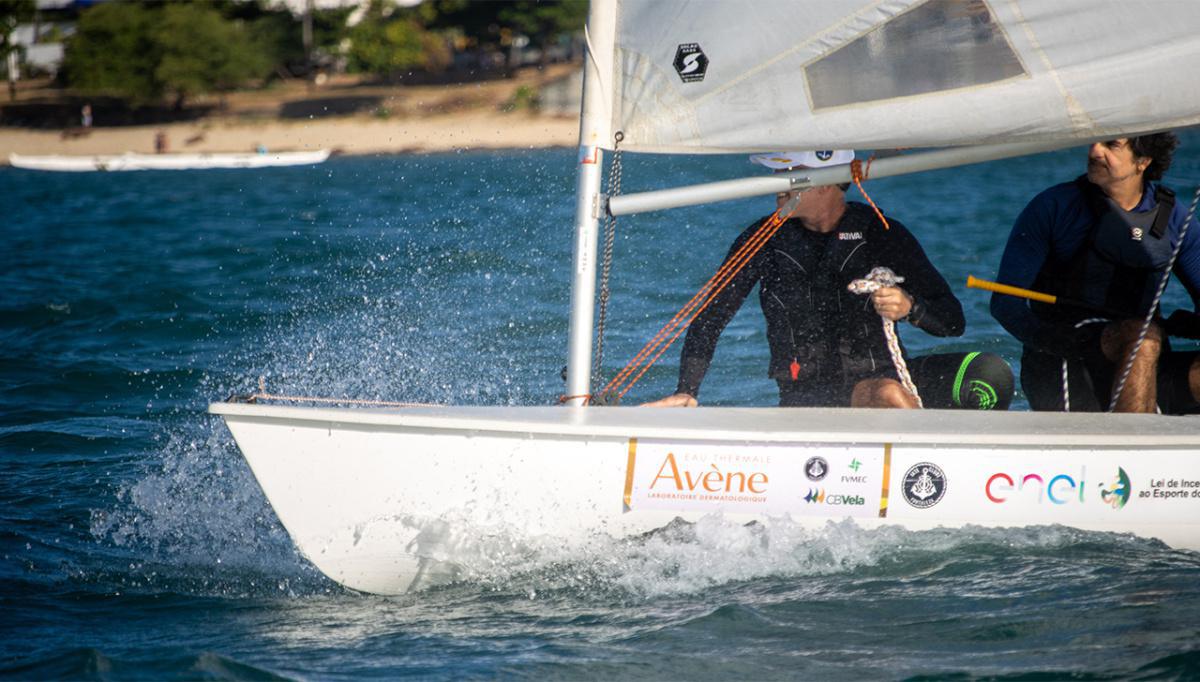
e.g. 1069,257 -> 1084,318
240,229 -> 564,406
391,512 -> 1152,600
88,224 -> 558,595
89,425 -> 328,595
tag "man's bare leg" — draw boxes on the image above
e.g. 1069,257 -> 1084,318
1188,356 -> 1200,404
1101,319 -> 1163,413
851,378 -> 919,408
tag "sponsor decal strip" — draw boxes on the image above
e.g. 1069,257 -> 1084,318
623,437 -> 638,510
625,439 -> 882,517
879,443 -> 891,518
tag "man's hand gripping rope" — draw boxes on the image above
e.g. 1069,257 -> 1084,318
848,267 -> 923,408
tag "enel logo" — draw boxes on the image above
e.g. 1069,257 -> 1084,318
986,469 -> 1086,505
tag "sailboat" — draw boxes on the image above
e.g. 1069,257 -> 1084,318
210,0 -> 1200,595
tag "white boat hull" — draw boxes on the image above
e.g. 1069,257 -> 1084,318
8,150 -> 330,171
208,403 -> 1200,594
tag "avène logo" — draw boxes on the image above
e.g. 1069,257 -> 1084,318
650,453 -> 769,494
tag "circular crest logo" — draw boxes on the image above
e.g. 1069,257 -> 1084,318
804,456 -> 828,482
902,462 -> 947,509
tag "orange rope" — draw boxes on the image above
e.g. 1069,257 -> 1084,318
597,198 -> 801,402
602,213 -> 779,394
851,157 -> 889,230
605,219 -> 779,396
615,218 -> 791,399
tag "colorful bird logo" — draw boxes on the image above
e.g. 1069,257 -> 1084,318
1099,467 -> 1131,509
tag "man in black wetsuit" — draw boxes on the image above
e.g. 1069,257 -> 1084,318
646,150 -> 1012,409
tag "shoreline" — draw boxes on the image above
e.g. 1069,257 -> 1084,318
0,111 -> 580,162
0,64 -> 584,163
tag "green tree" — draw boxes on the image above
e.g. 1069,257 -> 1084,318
497,0 -> 586,53
421,0 -> 584,55
62,1 -> 270,108
346,0 -> 448,77
61,2 -> 159,103
224,2 -> 353,79
154,3 -> 269,107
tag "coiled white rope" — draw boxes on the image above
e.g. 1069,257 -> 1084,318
848,267 -> 923,408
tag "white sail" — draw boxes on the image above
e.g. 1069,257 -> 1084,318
598,0 -> 1200,153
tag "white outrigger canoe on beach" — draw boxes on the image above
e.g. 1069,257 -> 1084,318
8,149 -> 330,171
211,0 -> 1200,594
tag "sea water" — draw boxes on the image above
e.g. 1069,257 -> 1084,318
3,136 -> 1200,679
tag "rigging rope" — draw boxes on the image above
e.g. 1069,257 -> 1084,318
594,192 -> 807,403
1107,183 -> 1200,411
848,267 -> 922,407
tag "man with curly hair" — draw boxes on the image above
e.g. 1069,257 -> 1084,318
991,132 -> 1200,413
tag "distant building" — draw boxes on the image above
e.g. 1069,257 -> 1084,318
11,23 -> 72,77
5,0 -> 91,79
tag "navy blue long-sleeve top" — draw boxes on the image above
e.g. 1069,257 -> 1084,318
991,180 -> 1200,354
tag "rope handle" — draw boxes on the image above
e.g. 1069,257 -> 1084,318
848,268 -> 922,407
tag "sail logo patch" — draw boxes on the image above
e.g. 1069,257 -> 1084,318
902,462 -> 947,509
673,43 -> 708,83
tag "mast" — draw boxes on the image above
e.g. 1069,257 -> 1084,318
564,0 -> 617,406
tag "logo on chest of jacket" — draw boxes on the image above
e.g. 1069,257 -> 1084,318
838,232 -> 863,241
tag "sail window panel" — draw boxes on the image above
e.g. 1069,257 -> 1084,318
806,0 -> 1025,110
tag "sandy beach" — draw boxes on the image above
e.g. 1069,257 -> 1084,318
0,112 -> 579,159
0,65 -> 582,161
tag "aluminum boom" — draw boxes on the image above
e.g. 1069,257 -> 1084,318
606,140 -> 1073,217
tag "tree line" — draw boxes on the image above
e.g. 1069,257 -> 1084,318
4,0 -> 585,108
